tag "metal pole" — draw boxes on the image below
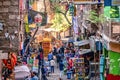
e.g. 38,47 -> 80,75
0,60 -> 2,80
93,37 -> 97,80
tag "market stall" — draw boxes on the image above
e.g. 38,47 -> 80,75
73,40 -> 97,79
74,58 -> 85,80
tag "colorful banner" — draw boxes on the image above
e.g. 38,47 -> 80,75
104,6 -> 120,18
28,10 -> 47,26
73,16 -> 79,35
110,6 -> 119,18
19,0 -> 26,12
24,14 -> 30,33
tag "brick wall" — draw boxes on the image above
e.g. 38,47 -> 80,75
0,0 -> 19,51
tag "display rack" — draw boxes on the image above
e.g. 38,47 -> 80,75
74,58 -> 85,80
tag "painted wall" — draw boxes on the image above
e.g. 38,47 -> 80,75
108,50 -> 120,75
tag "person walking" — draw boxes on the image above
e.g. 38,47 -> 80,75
30,72 -> 38,80
56,52 -> 62,68
50,59 -> 56,73
48,52 -> 53,61
59,60 -> 64,79
41,65 -> 48,80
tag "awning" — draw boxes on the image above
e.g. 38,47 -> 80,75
74,40 -> 90,46
79,49 -> 92,55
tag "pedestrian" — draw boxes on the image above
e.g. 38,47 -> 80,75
30,71 -> 38,80
41,65 -> 48,80
53,47 -> 57,55
50,59 -> 56,73
56,52 -> 61,68
59,60 -> 64,79
48,52 -> 53,61
68,59 -> 73,70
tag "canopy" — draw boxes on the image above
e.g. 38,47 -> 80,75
14,65 -> 30,80
74,40 -> 90,46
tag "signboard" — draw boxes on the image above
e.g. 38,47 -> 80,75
112,24 -> 120,33
109,42 -> 120,53
112,0 -> 120,6
74,0 -> 103,4
74,0 -> 95,2
0,53 -> 8,59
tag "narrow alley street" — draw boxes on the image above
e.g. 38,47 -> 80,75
0,0 -> 120,80
47,66 -> 67,80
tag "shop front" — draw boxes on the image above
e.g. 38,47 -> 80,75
103,42 -> 120,80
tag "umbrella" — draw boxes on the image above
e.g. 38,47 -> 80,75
14,65 -> 30,80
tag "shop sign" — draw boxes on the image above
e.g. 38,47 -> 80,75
42,42 -> 50,49
112,0 -> 120,6
74,0 -> 103,4
74,0 -> 97,2
109,42 -> 120,53
112,24 -> 120,33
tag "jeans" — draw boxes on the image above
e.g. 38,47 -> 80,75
51,66 -> 54,73
60,71 -> 63,78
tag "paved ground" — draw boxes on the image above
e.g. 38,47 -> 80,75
47,66 -> 67,80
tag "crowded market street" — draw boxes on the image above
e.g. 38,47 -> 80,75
0,0 -> 120,80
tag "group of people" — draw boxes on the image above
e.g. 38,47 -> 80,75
46,46 -> 65,79
46,46 -> 76,80
16,44 -> 87,80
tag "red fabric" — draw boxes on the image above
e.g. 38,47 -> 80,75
2,59 -> 7,65
11,53 -> 17,65
68,59 -> 73,69
3,59 -> 15,70
2,53 -> 17,70
107,74 -> 120,80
